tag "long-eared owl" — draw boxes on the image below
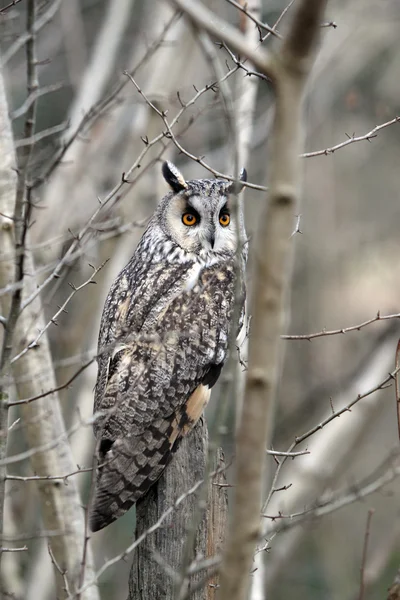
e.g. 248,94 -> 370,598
90,161 -> 247,531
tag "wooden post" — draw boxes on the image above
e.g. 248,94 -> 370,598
128,418 -> 227,599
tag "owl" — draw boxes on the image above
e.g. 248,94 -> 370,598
90,161 -> 247,531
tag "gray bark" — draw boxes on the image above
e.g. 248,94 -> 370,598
128,418 -> 227,600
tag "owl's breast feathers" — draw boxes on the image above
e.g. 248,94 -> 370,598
90,258 -> 244,531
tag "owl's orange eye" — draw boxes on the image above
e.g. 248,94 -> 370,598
219,213 -> 230,227
182,213 -> 198,226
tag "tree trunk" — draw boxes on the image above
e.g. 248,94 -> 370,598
128,417 -> 227,599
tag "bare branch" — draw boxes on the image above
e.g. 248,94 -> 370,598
10,261 -> 106,365
266,449 -> 309,458
169,0 -> 276,78
0,0 -> 23,13
14,121 -> 68,148
225,0 -> 281,39
261,0 -> 296,42
295,364 -> 398,446
11,82 -> 65,120
282,311 -> 400,340
0,414 -> 96,467
262,332 -> 396,591
1,0 -> 63,65
65,0 -> 136,141
6,466 -> 92,482
48,543 -> 72,597
302,116 -> 400,158
125,71 -> 268,191
7,357 -> 94,406
264,454 -> 400,533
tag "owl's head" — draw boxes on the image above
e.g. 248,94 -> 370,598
154,161 -> 247,257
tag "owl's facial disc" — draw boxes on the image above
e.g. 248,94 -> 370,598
163,190 -> 237,255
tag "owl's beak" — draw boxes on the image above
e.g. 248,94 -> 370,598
208,230 -> 215,249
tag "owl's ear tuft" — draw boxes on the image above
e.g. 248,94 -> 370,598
228,168 -> 247,194
162,161 -> 188,192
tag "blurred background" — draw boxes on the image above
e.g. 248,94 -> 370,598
2,0 -> 400,598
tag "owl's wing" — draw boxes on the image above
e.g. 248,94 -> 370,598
90,261 -> 239,532
94,253 -> 195,420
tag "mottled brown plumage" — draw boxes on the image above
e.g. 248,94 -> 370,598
90,162 -> 246,531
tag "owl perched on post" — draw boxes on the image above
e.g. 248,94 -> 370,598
90,161 -> 247,532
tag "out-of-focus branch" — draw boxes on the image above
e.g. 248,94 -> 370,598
0,70 -> 17,573
1,504 -> 24,599
37,0 -> 135,245
227,8 -> 264,597
0,0 -> 38,574
66,0 -> 136,139
169,0 -> 275,77
228,0 -> 262,440
1,0 -> 63,66
233,1 -> 262,171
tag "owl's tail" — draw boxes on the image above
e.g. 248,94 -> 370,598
89,418 -> 178,532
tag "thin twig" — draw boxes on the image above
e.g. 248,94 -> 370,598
169,0 -> 275,75
0,0 -> 24,14
282,311 -> 400,340
10,261 -> 106,364
264,455 -> 399,535
0,416 -> 95,467
6,466 -> 92,482
302,117 -> 400,158
30,11 -> 180,190
225,0 -> 281,39
48,543 -> 72,597
125,71 -> 268,191
11,82 -> 65,120
1,0 -> 63,65
266,449 -> 309,458
14,121 -> 68,147
295,363 -> 399,446
6,357 -> 94,406
261,0 -> 296,42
